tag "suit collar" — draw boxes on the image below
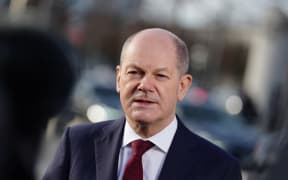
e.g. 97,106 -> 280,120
93,117 -> 198,180
122,116 -> 178,153
158,119 -> 199,180
94,118 -> 125,180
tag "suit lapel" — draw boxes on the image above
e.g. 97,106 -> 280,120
94,119 -> 125,180
158,120 -> 199,180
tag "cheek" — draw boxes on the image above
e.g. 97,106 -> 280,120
119,80 -> 136,99
160,87 -> 178,104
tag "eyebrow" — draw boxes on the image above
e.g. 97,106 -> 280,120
125,64 -> 140,69
155,67 -> 169,72
125,64 -> 169,73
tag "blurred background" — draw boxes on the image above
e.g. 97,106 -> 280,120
2,0 -> 288,180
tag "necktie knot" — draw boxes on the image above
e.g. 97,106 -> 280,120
131,139 -> 154,157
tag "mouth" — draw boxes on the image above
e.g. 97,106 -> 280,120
132,98 -> 156,105
134,99 -> 153,103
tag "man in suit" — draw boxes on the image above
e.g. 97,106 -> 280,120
44,28 -> 242,180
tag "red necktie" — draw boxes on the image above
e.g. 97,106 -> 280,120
123,140 -> 154,180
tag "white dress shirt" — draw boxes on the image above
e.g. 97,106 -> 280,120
117,117 -> 178,180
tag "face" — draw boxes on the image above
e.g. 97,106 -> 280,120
116,32 -> 192,133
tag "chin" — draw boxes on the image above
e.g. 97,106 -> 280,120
130,112 -> 158,124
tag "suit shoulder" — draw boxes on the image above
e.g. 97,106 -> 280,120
67,120 -> 116,141
190,130 -> 239,163
179,122 -> 239,163
197,133 -> 236,159
69,120 -> 114,132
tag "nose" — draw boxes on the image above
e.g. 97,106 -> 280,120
137,75 -> 154,92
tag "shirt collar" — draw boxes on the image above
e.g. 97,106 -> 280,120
122,116 -> 178,153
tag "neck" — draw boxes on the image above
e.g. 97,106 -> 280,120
126,116 -> 174,138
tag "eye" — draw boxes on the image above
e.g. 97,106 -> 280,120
156,74 -> 169,80
127,70 -> 138,74
157,74 -> 166,77
126,69 -> 143,78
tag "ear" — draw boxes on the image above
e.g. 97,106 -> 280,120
116,65 -> 121,93
177,74 -> 192,101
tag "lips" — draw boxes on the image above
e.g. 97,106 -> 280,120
131,91 -> 159,105
132,97 -> 157,106
133,99 -> 154,103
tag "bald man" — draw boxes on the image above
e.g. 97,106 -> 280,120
43,28 -> 242,180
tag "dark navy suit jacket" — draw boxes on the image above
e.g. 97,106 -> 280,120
43,118 -> 242,180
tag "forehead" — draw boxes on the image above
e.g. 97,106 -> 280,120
122,33 -> 178,69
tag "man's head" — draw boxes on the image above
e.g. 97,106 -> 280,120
116,28 -> 192,137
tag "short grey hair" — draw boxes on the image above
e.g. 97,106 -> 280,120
171,35 -> 190,75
